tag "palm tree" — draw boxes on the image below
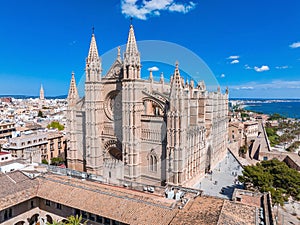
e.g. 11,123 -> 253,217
66,215 -> 86,225
47,220 -> 64,225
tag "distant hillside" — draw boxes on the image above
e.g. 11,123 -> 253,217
0,94 -> 67,99
230,97 -> 300,101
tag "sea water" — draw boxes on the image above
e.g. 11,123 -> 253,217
244,100 -> 300,119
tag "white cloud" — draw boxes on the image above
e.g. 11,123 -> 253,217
234,86 -> 254,90
244,64 -> 270,72
230,59 -> 239,64
220,73 -> 225,78
148,66 -> 159,71
254,65 -> 270,72
121,0 -> 196,20
275,65 -> 289,69
289,42 -> 300,48
244,64 -> 252,70
240,86 -> 254,90
230,80 -> 300,90
168,2 -> 196,13
228,55 -> 239,59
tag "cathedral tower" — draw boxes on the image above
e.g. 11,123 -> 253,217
123,25 -> 141,79
39,84 -> 45,100
66,72 -> 80,170
122,25 -> 143,181
84,32 -> 103,175
167,62 -> 188,185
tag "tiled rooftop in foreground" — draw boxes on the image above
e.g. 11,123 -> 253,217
37,174 -> 178,225
0,170 -> 261,225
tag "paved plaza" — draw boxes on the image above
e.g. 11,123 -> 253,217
194,150 -> 244,199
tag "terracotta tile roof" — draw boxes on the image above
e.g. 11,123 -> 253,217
0,152 -> 10,155
217,200 -> 257,225
0,172 -> 258,225
47,131 -> 63,139
233,189 -> 262,208
169,196 -> 224,225
36,174 -> 178,225
0,171 -> 38,209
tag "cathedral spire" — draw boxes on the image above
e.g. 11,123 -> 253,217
125,25 -> 139,60
68,72 -> 79,102
85,30 -> 101,82
149,69 -> 153,81
87,33 -> 99,64
160,72 -> 164,83
171,61 -> 183,89
124,24 -> 141,79
39,84 -> 44,100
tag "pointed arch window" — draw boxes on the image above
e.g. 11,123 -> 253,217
149,154 -> 157,172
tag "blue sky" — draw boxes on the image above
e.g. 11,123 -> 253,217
0,0 -> 300,98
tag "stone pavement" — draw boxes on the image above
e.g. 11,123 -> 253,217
274,200 -> 300,225
194,150 -> 244,199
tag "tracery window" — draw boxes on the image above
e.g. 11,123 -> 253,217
149,154 -> 157,172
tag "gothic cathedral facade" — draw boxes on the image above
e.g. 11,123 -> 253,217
66,25 -> 228,186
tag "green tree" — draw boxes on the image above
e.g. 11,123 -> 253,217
268,113 -> 285,121
66,215 -> 87,225
46,215 -> 87,225
238,159 -> 300,204
38,110 -> 44,118
51,157 -> 64,166
42,159 -> 48,164
279,133 -> 295,149
269,187 -> 286,206
265,127 -> 280,146
47,121 -> 64,131
286,141 -> 300,152
47,220 -> 64,225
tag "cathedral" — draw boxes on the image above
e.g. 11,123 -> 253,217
66,25 -> 228,186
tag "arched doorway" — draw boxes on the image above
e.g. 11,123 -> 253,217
103,140 -> 123,182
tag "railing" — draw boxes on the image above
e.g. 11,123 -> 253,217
40,164 -> 105,182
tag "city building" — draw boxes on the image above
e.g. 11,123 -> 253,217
0,122 -> 16,140
228,121 -> 244,148
0,97 -> 12,103
244,121 -> 259,140
0,151 -> 12,163
66,25 -> 228,187
2,131 -> 48,162
2,130 -> 66,164
46,131 -> 66,160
